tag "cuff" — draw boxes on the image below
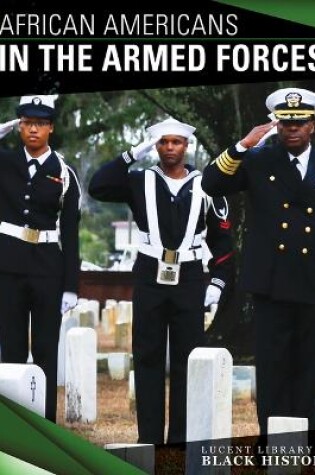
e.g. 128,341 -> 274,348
210,278 -> 226,290
122,151 -> 136,165
235,141 -> 248,152
215,146 -> 243,175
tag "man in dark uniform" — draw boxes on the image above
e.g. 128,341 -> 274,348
0,95 -> 81,423
201,87 -> 315,436
88,118 -> 234,445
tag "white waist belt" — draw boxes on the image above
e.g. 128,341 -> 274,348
138,230 -> 203,248
139,243 -> 203,263
0,222 -> 59,244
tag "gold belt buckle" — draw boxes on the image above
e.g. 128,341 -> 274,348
162,249 -> 179,264
22,227 -> 40,243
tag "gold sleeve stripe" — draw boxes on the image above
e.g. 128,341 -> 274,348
222,150 -> 242,165
215,149 -> 242,175
218,159 -> 238,173
217,160 -> 235,175
220,154 -> 240,171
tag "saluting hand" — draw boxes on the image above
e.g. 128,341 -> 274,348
0,119 -> 20,140
130,136 -> 161,161
240,120 -> 278,149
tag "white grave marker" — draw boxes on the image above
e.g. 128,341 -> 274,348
57,314 -> 79,386
108,352 -> 130,380
267,417 -> 308,475
186,348 -> 233,475
0,363 -> 46,416
65,327 -> 97,423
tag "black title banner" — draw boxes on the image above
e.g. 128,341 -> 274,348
0,2 -> 315,94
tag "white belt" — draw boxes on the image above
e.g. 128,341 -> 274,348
0,222 -> 59,244
138,231 -> 203,248
138,243 -> 203,263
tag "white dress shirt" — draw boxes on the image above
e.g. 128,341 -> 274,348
288,143 -> 311,180
25,146 -> 52,178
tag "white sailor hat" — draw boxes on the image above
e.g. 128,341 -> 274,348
16,95 -> 58,119
266,87 -> 315,121
146,118 -> 196,138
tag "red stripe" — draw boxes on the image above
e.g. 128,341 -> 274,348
214,251 -> 234,266
220,220 -> 231,229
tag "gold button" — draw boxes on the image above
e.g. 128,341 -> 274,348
307,207 -> 313,214
305,226 -> 311,233
269,176 -> 275,181
281,222 -> 288,229
283,203 -> 289,209
302,248 -> 308,254
279,244 -> 285,251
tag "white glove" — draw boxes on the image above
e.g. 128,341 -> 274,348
130,136 -> 160,160
254,114 -> 279,148
204,284 -> 222,307
61,292 -> 78,315
0,119 -> 20,140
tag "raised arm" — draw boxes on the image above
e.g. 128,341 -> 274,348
201,121 -> 277,196
88,137 -> 159,204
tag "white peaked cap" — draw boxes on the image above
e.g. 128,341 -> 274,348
146,118 -> 196,138
16,95 -> 59,118
266,87 -> 315,120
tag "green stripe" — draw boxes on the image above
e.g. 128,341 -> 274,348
214,0 -> 315,28
0,451 -> 56,475
0,395 -> 146,475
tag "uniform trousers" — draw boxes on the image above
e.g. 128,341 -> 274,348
0,272 -> 63,422
253,294 -> 315,435
132,279 -> 206,445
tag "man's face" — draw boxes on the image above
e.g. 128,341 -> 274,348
156,135 -> 188,167
277,119 -> 315,155
19,116 -> 53,152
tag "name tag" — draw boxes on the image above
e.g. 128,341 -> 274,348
156,260 -> 180,285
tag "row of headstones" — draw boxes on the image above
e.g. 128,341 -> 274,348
0,335 -> 256,426
0,346 -> 308,474
75,298 -> 133,333
101,299 -> 133,352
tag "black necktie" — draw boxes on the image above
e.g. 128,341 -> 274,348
291,157 -> 301,179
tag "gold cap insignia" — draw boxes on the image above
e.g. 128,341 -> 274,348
285,92 -> 302,108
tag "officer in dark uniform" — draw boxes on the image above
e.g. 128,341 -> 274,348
0,95 -> 81,423
201,87 -> 315,436
88,118 -> 234,445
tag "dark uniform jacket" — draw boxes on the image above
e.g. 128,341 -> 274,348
88,153 -> 234,286
0,146 -> 81,292
201,142 -> 315,303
